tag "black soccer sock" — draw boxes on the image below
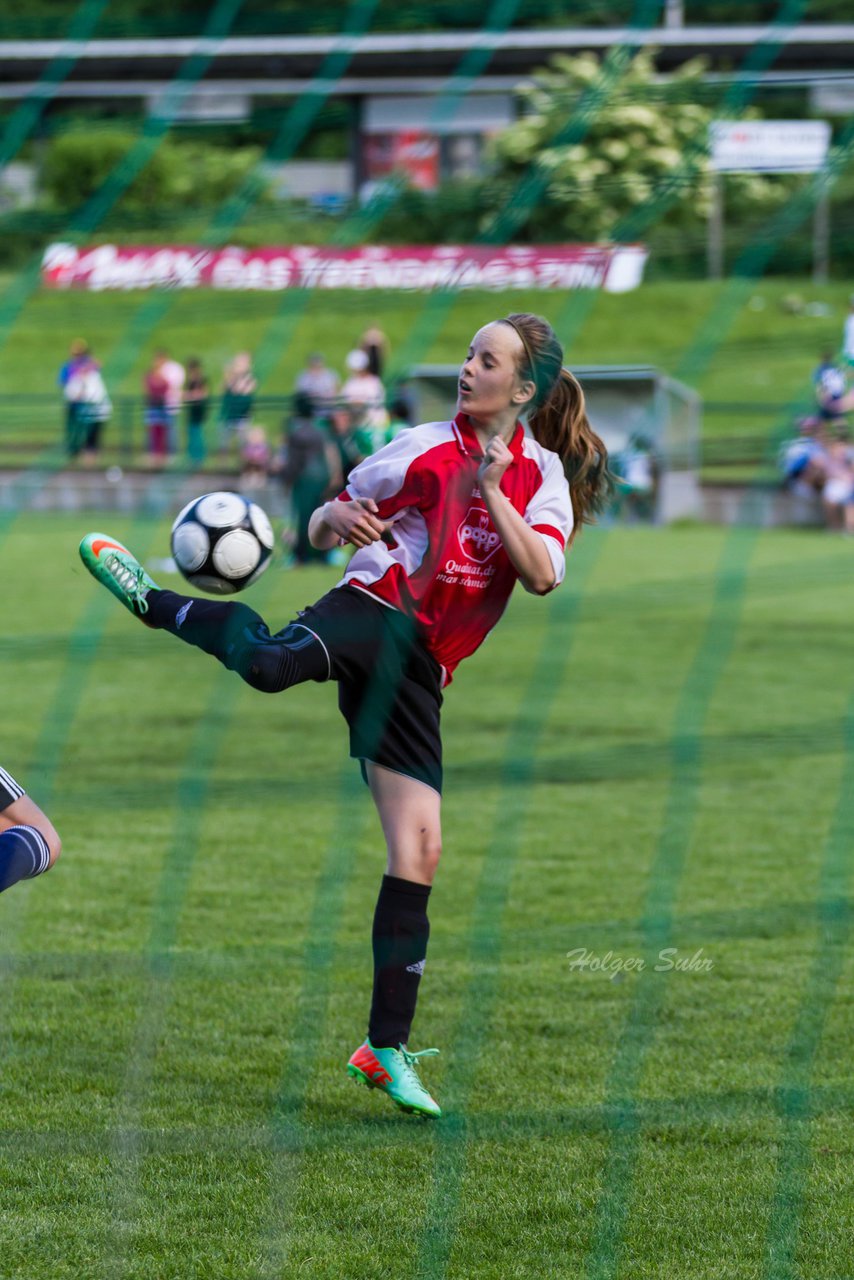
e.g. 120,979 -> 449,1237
144,590 -> 329,692
368,874 -> 431,1049
0,825 -> 51,894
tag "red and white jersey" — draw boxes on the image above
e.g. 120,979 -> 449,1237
337,412 -> 573,682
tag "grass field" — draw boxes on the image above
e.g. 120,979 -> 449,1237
0,277 -> 849,461
2,511 -> 854,1278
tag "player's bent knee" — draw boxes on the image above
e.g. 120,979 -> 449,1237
420,836 -> 442,881
47,832 -> 62,867
239,624 -> 328,693
242,645 -> 299,693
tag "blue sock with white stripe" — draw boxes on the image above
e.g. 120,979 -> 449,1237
0,825 -> 52,894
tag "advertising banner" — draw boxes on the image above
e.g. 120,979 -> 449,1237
41,242 -> 648,293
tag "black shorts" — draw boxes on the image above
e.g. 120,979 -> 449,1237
297,585 -> 444,795
0,765 -> 25,811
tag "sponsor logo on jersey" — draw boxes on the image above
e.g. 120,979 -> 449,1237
457,504 -> 501,563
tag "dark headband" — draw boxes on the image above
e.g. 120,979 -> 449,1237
500,317 -> 537,384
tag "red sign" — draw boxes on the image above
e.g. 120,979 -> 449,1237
363,131 -> 440,191
41,242 -> 648,293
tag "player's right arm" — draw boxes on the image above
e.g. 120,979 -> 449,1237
308,497 -> 388,550
309,425 -> 427,550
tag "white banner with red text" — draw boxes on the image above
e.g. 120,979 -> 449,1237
41,242 -> 648,293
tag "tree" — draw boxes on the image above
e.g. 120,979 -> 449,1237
487,48 -> 785,244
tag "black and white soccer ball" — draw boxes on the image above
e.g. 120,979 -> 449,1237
170,491 -> 274,594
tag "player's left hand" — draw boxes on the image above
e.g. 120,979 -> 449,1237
477,436 -> 513,492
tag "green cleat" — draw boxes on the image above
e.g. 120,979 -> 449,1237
347,1039 -> 441,1118
79,532 -> 160,618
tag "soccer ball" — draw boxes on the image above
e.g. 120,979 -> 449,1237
171,491 -> 274,594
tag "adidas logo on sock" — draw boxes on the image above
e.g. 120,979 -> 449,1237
406,959 -> 426,975
175,602 -> 193,629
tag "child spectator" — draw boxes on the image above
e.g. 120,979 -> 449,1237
240,424 -> 271,490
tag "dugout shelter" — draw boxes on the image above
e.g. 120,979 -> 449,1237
408,363 -> 702,524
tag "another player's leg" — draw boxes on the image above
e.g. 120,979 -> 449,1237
0,776 -> 61,896
347,763 -> 442,1118
79,532 -> 328,691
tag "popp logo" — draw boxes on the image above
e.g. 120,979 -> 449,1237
458,505 -> 501,563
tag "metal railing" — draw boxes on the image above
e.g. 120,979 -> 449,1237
0,392 -> 805,472
0,393 -> 301,468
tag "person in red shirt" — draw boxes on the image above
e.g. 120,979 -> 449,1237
79,312 -> 610,1117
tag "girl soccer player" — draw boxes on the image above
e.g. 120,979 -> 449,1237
79,313 -> 609,1118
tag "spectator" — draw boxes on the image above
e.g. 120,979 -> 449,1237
328,406 -> 364,484
240,424 -> 271,491
813,352 -> 853,422
281,392 -> 343,564
183,357 -> 209,466
611,433 -> 659,522
295,352 -> 339,414
359,325 -> 389,378
779,417 -> 829,498
384,395 -> 413,445
342,348 -> 387,447
821,430 -> 854,533
143,351 -> 171,467
219,352 -> 257,450
843,295 -> 854,368
58,338 -> 90,457
64,351 -> 111,466
158,348 -> 185,454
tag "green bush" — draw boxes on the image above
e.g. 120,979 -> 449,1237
41,127 -> 268,218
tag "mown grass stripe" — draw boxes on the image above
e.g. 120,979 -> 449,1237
0,518 -> 159,1064
415,530 -> 603,1278
3,1077 -> 854,1159
763,695 -> 854,1280
100,551 -> 282,1280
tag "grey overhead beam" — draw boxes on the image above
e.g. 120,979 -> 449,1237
1,25 -> 854,60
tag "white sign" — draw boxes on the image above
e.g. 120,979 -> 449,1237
710,120 -> 830,174
811,82 -> 854,117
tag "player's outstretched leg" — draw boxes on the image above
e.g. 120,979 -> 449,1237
79,531 -> 329,692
